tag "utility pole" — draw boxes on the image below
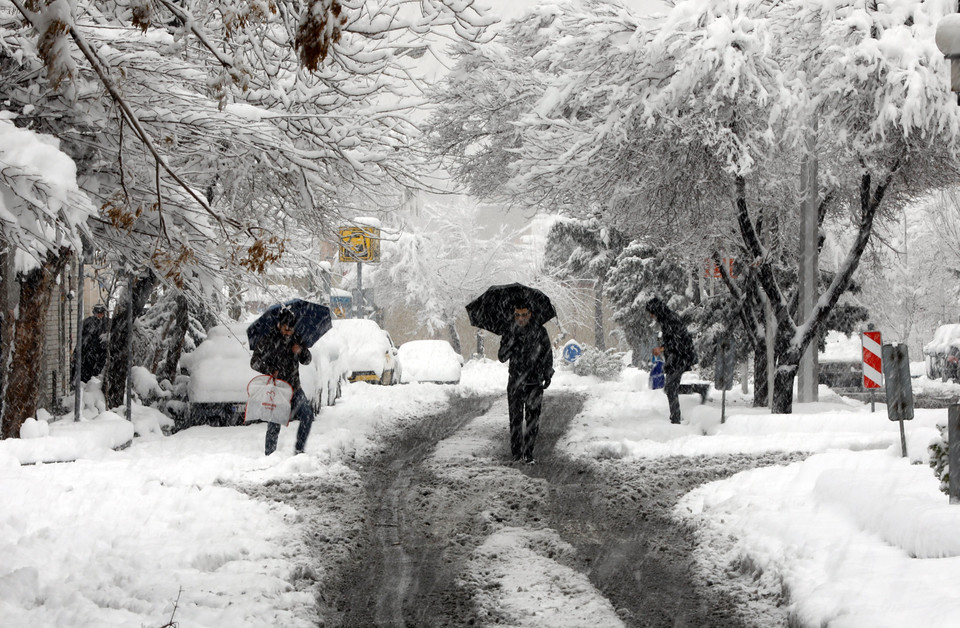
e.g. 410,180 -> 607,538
798,123 -> 819,403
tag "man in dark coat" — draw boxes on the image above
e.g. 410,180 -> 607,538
498,300 -> 554,463
645,296 -> 697,424
71,304 -> 108,385
250,308 -> 315,455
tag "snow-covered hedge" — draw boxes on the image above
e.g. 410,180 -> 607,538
928,423 -> 950,497
571,347 -> 625,381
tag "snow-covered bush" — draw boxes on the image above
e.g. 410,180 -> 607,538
572,347 -> 625,381
928,423 -> 950,497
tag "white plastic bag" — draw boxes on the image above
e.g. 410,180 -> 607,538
245,375 -> 293,425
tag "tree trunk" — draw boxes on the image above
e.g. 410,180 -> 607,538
753,342 -> 768,407
734,171 -> 890,413
227,277 -> 244,321
1,250 -> 70,438
0,243 -> 15,436
771,361 -> 799,414
446,319 -> 462,356
594,279 -> 605,351
156,292 -> 189,385
104,269 -> 158,408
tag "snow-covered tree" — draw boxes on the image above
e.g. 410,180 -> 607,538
0,116 -> 94,438
853,189 -> 960,355
544,217 -> 629,350
365,198 -> 529,354
428,0 -> 960,413
2,0 -> 495,408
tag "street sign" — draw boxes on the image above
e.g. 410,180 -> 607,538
703,257 -> 737,279
882,343 -> 914,422
331,295 -> 351,319
714,336 -> 736,391
882,343 -> 914,458
861,330 -> 882,389
338,226 -> 381,262
562,341 -> 583,364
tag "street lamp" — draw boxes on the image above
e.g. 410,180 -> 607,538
935,13 -> 960,99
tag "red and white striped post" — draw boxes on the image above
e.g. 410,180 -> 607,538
862,330 -> 883,411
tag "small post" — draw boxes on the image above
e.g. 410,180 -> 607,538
125,274 -> 134,422
870,389 -> 875,413
899,419 -> 908,461
476,330 -> 484,359
73,255 -> 84,421
356,261 -> 363,318
950,405 -> 959,505
714,336 -> 735,424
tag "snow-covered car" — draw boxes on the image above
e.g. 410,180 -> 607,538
180,322 -> 348,428
923,323 -> 960,382
818,330 -> 864,389
397,339 -> 463,384
332,318 -> 401,385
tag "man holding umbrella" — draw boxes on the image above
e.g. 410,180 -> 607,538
250,308 -> 315,455
467,283 -> 556,464
498,299 -> 554,464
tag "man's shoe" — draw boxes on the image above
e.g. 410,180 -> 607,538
294,449 -> 305,455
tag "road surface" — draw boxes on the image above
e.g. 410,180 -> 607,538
243,391 -> 804,627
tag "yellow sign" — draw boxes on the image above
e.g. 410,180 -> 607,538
338,226 -> 380,262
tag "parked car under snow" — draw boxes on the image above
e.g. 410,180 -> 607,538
923,323 -> 960,383
332,318 -> 401,385
180,322 -> 348,428
818,330 -> 865,389
397,339 -> 463,384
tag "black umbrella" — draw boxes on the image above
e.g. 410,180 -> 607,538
466,283 -> 556,336
247,298 -> 333,350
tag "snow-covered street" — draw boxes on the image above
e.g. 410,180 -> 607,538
2,360 -> 959,627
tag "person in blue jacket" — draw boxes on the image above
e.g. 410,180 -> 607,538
650,346 -> 665,390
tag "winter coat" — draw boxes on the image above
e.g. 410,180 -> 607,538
645,297 -> 696,374
250,326 -> 312,391
498,323 -> 554,388
72,315 -> 108,383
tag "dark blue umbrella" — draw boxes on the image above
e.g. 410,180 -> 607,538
247,299 -> 332,350
466,283 -> 556,336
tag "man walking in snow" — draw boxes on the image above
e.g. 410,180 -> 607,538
71,304 -> 108,385
646,296 -> 697,424
250,308 -> 315,455
498,299 -> 554,463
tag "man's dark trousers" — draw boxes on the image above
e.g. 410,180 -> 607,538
664,368 -> 682,424
264,389 -> 315,455
507,382 -> 544,460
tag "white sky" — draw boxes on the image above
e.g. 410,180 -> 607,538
2,350 -> 959,627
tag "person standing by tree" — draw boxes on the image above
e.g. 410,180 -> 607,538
250,308 -> 315,456
646,297 -> 696,424
498,300 -> 554,463
71,304 -> 108,385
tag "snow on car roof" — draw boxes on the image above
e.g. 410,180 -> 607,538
923,323 -> 960,355
819,330 -> 862,363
